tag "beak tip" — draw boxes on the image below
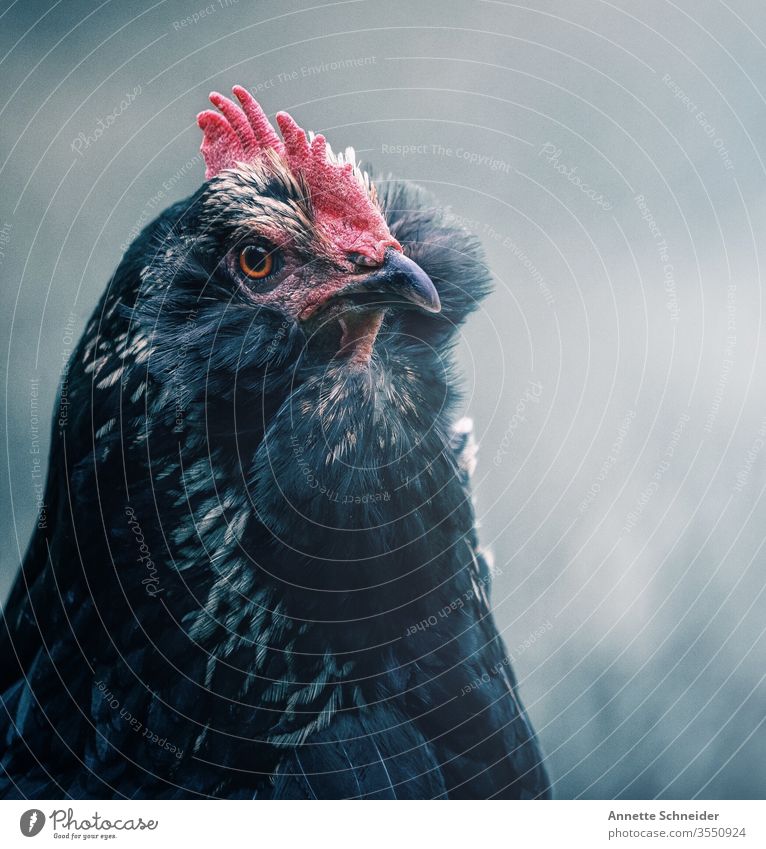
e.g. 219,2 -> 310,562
382,249 -> 442,316
414,279 -> 441,314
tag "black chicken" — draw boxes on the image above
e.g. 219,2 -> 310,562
0,87 -> 550,799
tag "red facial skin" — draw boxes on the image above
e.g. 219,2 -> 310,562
230,241 -> 388,366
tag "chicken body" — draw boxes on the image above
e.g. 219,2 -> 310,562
0,96 -> 549,799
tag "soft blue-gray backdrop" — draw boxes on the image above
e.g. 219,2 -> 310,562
2,0 -> 765,798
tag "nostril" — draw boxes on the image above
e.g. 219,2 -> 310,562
347,251 -> 381,270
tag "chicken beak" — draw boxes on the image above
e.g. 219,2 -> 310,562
300,248 -> 440,367
301,248 -> 441,320
351,248 -> 441,313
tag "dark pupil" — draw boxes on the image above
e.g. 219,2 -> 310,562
246,245 -> 268,271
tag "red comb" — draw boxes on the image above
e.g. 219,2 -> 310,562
197,86 -> 401,263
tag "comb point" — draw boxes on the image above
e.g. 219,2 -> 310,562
232,86 -> 283,151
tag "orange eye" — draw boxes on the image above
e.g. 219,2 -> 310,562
239,243 -> 276,280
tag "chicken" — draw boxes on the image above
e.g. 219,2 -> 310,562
0,86 -> 550,799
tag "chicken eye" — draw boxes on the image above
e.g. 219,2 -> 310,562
239,242 -> 277,280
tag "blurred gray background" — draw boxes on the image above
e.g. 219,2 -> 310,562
2,0 -> 765,799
